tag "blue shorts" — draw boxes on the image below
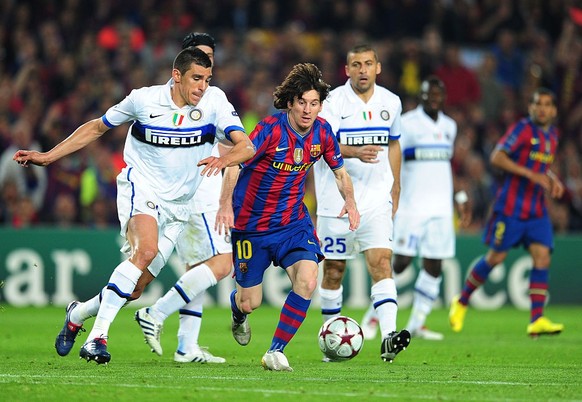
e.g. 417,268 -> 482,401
231,219 -> 324,288
482,212 -> 554,252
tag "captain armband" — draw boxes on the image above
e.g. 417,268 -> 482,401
454,190 -> 468,205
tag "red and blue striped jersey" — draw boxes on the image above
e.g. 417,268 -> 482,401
492,117 -> 559,219
233,112 -> 343,232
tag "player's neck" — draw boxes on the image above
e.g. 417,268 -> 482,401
351,84 -> 374,103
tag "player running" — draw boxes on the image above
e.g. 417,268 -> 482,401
218,63 -> 359,372
28,47 -> 255,364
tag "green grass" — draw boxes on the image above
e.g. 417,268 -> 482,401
0,304 -> 581,401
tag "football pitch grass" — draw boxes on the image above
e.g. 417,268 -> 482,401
1,305 -> 580,401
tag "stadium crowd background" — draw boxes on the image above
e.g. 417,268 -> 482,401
0,0 -> 581,234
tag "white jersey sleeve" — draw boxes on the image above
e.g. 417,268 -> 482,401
397,105 -> 457,217
314,81 -> 402,216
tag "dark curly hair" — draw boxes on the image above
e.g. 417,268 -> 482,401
273,63 -> 330,110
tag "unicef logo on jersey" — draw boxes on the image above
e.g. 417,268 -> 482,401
189,108 -> 203,121
381,110 -> 390,121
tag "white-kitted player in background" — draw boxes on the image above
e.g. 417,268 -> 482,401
361,76 -> 471,341
313,43 -> 409,363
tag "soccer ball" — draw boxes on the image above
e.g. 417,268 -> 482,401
318,316 -> 364,361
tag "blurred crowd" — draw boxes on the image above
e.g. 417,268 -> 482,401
1,0 -> 582,233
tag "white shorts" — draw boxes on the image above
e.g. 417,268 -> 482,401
175,209 -> 232,266
117,167 -> 190,276
393,212 -> 455,259
317,207 -> 393,260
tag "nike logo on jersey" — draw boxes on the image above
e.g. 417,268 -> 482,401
307,239 -> 316,245
150,113 -> 163,118
531,138 -> 540,145
341,115 -> 352,119
275,146 -> 290,151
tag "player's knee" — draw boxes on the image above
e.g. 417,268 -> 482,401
303,276 -> 318,296
213,263 -> 233,280
323,262 -> 345,283
392,256 -> 412,274
132,246 -> 158,267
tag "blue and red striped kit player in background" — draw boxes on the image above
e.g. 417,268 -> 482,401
216,63 -> 359,371
449,87 -> 565,337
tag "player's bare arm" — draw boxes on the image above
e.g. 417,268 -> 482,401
198,130 -> 255,177
339,143 -> 383,164
490,148 -> 552,191
13,118 -> 109,167
388,138 -> 402,217
215,165 -> 241,235
332,166 -> 360,231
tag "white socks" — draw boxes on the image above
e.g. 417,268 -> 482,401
70,292 -> 102,325
86,260 -> 142,340
149,264 -> 217,323
371,278 -> 398,338
407,270 -> 441,332
177,292 -> 205,354
319,285 -> 343,323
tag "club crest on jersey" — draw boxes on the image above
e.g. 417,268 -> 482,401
189,108 -> 203,121
173,113 -> 185,126
294,148 -> 304,164
381,110 -> 390,121
310,144 -> 321,157
239,262 -> 248,273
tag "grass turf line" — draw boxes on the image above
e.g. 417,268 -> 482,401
0,305 -> 580,401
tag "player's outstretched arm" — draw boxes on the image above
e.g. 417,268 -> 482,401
13,118 -> 109,167
198,130 -> 255,177
333,166 -> 360,231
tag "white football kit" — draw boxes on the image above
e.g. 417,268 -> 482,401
105,81 -> 243,275
393,105 -> 458,259
175,145 -> 231,266
314,81 -> 402,259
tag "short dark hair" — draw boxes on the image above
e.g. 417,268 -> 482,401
530,87 -> 556,105
420,75 -> 445,95
182,32 -> 216,50
273,63 -> 330,110
173,47 -> 212,74
346,44 -> 378,63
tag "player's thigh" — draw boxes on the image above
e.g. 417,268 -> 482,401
393,212 -> 425,256
317,216 -> 357,260
176,210 -> 231,266
483,213 -> 525,251
418,216 -> 455,259
356,207 -> 393,253
231,230 -> 271,288
118,168 -> 187,273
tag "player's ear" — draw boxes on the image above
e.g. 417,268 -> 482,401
172,68 -> 181,83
